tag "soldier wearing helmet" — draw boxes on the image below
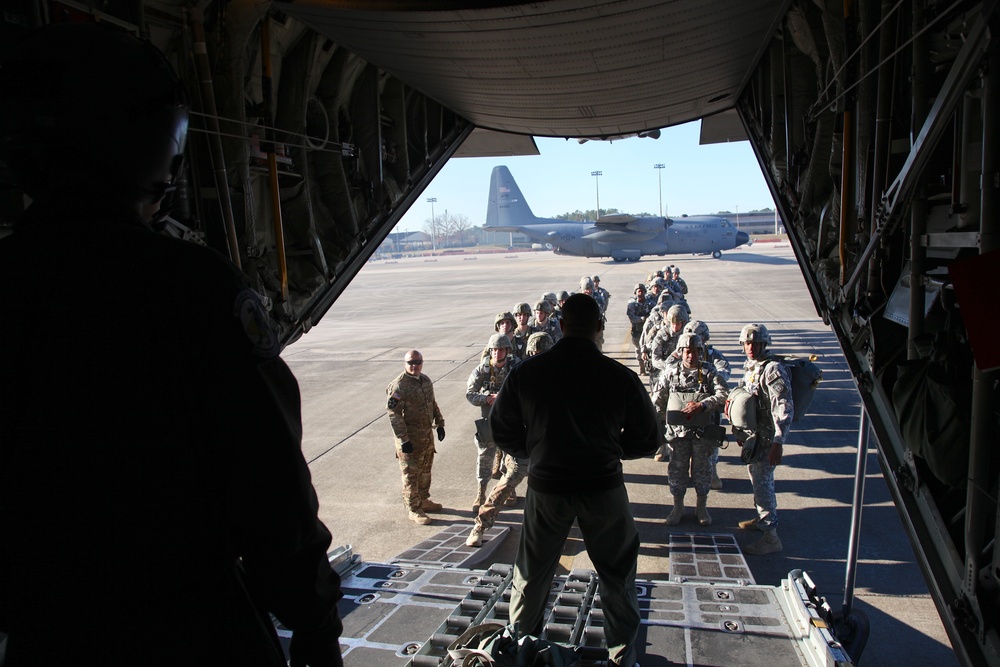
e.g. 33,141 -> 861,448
627,283 -> 654,373
734,322 -> 793,555
466,333 -> 519,510
0,24 -> 344,665
578,277 -> 606,351
483,312 -> 521,360
671,266 -> 688,294
511,303 -> 534,359
652,332 -> 728,527
530,299 -> 562,344
649,304 -> 691,378
592,275 -> 611,316
465,331 -> 551,548
682,320 -> 731,490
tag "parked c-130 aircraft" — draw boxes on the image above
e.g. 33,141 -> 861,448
484,166 -> 751,261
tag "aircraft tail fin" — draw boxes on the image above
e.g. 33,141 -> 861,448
484,165 -> 539,229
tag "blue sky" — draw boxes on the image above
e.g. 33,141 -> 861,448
394,120 -> 775,233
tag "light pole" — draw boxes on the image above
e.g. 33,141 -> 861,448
426,197 -> 437,253
591,170 -> 602,218
654,163 -> 665,217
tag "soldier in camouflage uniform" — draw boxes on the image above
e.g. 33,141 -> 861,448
466,334 -> 518,510
530,299 -> 562,343
653,333 -> 728,526
386,350 -> 446,525
593,276 -> 610,315
650,304 -> 690,384
626,284 -> 652,373
482,312 -> 521,361
671,267 -> 689,294
578,277 -> 605,351
736,323 -> 793,555
465,333 -> 553,547
683,320 -> 731,490
511,302 -> 534,360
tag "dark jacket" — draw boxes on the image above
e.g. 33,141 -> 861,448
0,202 -> 343,665
490,336 -> 661,494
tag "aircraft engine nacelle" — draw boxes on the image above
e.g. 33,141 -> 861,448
625,216 -> 667,233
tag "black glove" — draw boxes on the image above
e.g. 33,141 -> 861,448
437,426 -> 446,442
400,441 -> 413,454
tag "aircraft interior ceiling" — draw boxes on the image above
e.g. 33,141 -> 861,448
1,0 -> 998,664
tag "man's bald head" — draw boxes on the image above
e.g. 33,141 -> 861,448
559,294 -> 603,340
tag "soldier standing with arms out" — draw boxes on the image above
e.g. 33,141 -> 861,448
653,334 -> 728,526
490,294 -> 660,667
736,323 -> 793,555
386,350 -> 446,525
466,333 -> 517,511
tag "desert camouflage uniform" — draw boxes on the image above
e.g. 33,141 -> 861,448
467,358 -> 517,487
386,371 -> 445,512
653,361 -> 728,496
739,354 -> 794,529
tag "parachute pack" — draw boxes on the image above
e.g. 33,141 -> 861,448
767,354 -> 822,422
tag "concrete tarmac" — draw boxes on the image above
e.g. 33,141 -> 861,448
283,243 -> 958,667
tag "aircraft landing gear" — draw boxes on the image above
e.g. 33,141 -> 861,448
613,257 -> 626,262
712,250 -> 722,259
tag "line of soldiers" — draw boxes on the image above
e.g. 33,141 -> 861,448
463,276 -> 610,546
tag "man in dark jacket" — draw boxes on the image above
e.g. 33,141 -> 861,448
490,294 -> 661,667
0,24 -> 343,666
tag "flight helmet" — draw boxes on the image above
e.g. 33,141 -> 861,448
684,319 -> 710,342
513,302 -> 532,316
739,323 -> 771,345
488,333 -> 512,350
0,23 -> 189,204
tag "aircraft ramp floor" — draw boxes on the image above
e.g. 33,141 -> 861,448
279,539 -> 853,667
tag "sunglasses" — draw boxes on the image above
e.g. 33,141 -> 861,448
406,359 -> 423,365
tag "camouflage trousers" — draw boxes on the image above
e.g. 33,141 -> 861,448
474,453 -> 530,531
475,437 -> 497,487
667,437 -> 714,496
631,335 -> 642,367
746,455 -> 777,529
397,440 -> 434,511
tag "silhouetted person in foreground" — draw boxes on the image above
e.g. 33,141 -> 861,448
0,23 -> 343,666
490,294 -> 661,667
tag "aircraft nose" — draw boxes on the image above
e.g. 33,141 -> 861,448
736,230 -> 750,247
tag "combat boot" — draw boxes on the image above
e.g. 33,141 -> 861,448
711,470 -> 723,490
666,493 -> 685,525
744,530 -> 782,555
465,526 -> 484,547
422,499 -> 443,512
695,495 -> 712,526
408,509 -> 432,525
472,483 -> 487,512
738,516 -> 761,530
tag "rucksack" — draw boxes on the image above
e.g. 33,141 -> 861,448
765,354 -> 822,422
